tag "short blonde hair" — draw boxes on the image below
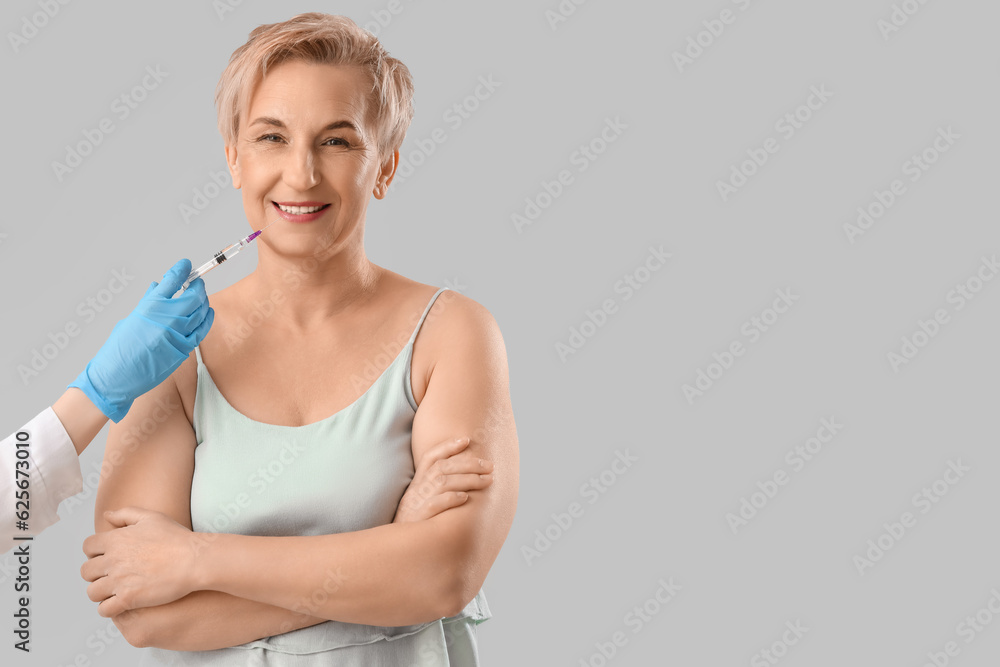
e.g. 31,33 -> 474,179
215,12 -> 414,161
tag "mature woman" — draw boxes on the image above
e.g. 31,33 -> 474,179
79,13 -> 518,666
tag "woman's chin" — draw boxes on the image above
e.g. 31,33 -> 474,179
261,236 -> 341,261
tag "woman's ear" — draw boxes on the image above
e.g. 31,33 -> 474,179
373,149 -> 399,200
224,144 -> 242,189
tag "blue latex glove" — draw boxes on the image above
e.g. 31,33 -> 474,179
67,259 -> 215,423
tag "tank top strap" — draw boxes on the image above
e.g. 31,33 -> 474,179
407,287 -> 450,347
194,344 -> 204,367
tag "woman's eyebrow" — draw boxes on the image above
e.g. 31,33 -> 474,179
248,116 -> 360,132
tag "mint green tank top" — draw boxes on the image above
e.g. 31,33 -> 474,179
140,286 -> 491,666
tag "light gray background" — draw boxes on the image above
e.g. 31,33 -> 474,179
2,0 -> 999,665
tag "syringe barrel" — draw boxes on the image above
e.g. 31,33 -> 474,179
171,237 -> 253,299
172,258 -> 220,298
187,257 -> 220,282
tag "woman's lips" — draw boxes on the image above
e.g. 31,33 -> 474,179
272,201 -> 331,223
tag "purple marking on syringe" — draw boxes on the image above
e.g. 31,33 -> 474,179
247,230 -> 262,242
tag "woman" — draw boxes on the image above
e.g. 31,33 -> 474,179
80,13 -> 518,665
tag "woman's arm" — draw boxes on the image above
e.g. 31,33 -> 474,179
90,367 -> 329,649
111,295 -> 518,626
99,436 -> 495,651
91,296 -> 517,642
112,591 -> 325,651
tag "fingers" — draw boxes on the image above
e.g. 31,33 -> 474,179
82,533 -> 106,559
436,472 -> 494,494
169,277 -> 208,316
400,490 -> 471,523
416,472 -> 493,499
422,491 -> 471,519
437,452 -> 494,476
104,507 -> 148,528
98,592 -> 129,618
160,282 -> 211,340
187,307 -> 215,346
151,259 -> 193,298
86,575 -> 115,604
417,436 -> 471,470
80,554 -> 106,583
181,295 -> 211,331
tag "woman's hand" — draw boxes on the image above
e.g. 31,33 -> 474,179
81,507 -> 200,617
393,436 -> 494,523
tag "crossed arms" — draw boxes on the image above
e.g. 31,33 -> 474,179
80,295 -> 518,651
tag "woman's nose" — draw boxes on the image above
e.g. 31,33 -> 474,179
282,147 -> 320,191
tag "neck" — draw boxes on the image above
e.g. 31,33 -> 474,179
245,239 -> 382,334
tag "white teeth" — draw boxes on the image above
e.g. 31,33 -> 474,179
276,204 -> 325,214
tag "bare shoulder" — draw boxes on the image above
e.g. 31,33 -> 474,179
376,268 -> 496,334
408,280 -> 508,406
423,289 -> 502,348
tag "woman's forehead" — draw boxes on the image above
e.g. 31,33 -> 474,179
247,62 -> 371,123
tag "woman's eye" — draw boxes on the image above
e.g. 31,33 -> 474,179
254,135 -> 347,146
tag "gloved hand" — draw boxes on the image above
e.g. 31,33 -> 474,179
68,259 -> 215,423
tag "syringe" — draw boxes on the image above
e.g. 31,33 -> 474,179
172,221 -> 276,298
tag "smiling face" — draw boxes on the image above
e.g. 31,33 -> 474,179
225,59 -> 396,259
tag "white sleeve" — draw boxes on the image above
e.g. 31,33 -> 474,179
1,408 -> 84,555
